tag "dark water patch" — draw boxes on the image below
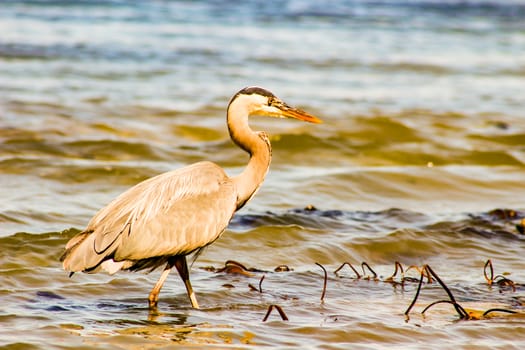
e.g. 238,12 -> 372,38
262,0 -> 525,28
167,103 -> 224,119
0,230 -> 74,252
25,292 -> 130,319
348,228 -> 449,263
485,208 -> 524,221
425,211 -> 525,241
0,42 -> 63,60
370,61 -> 454,75
0,42 -> 104,61
0,343 -> 41,350
45,305 -> 70,312
81,66 -> 173,82
2,100 -> 75,121
0,125 -> 65,141
173,125 -> 225,142
229,207 -> 431,231
226,207 -> 525,266
469,132 -> 525,147
252,56 -> 455,75
0,230 -> 74,273
3,0 -> 198,26
345,212 -> 524,262
498,66 -> 525,77
458,150 -> 524,166
0,212 -> 27,225
270,132 -> 336,154
334,115 -> 425,149
3,137 -> 66,158
8,0 -> 525,23
395,1 -> 525,21
0,42 -> 150,61
36,291 -> 65,300
322,111 -> 525,166
0,41 -> 222,63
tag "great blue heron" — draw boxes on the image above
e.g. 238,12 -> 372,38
61,86 -> 322,309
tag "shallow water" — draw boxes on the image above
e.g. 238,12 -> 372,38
1,0 -> 525,349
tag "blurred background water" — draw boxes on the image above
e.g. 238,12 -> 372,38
1,0 -> 525,349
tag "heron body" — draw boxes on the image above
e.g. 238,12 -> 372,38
61,86 -> 321,309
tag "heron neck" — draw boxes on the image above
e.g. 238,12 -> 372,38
228,107 -> 271,210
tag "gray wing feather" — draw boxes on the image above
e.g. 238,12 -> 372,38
62,161 -> 238,272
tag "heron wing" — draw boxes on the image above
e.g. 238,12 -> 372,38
61,161 -> 238,272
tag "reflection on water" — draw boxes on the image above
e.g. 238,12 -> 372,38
1,0 -> 525,348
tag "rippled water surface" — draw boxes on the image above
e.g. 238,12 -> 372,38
1,0 -> 525,349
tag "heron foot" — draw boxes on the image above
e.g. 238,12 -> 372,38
148,293 -> 160,309
189,291 -> 200,309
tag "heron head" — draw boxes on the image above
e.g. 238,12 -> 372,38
229,86 -> 322,124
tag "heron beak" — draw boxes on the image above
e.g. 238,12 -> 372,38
257,102 -> 322,124
278,104 -> 323,124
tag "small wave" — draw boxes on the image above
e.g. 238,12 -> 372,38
0,212 -> 26,225
0,41 -> 221,63
4,207 -> 521,254
229,207 -> 431,233
61,139 -> 167,161
284,0 -> 525,23
231,207 -> 524,236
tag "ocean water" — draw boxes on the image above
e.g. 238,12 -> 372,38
1,0 -> 525,349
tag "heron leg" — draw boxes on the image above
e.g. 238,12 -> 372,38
174,255 -> 200,309
148,261 -> 174,309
